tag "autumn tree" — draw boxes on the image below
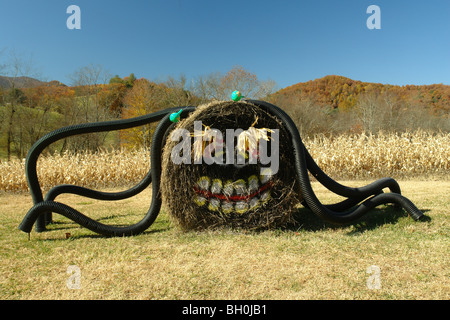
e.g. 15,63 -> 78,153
355,92 -> 382,133
162,74 -> 201,107
109,75 -> 123,85
0,50 -> 40,159
124,73 -> 136,88
67,64 -> 114,151
17,85 -> 78,156
120,75 -> 202,149
120,78 -> 159,148
355,91 -> 412,133
194,71 -> 222,102
194,66 -> 277,101
98,82 -> 128,116
70,64 -> 111,122
109,73 -> 136,88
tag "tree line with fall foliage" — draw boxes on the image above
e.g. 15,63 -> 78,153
269,75 -> 449,137
0,66 -> 449,160
0,65 -> 276,159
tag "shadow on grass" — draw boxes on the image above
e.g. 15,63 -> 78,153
30,206 -> 431,240
36,225 -> 170,240
34,213 -> 172,240
286,205 -> 431,234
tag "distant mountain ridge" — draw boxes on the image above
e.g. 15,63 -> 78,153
2,74 -> 448,112
272,75 -> 450,112
0,75 -> 65,89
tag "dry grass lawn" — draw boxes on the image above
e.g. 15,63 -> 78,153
0,180 -> 448,300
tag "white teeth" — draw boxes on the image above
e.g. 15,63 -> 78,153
194,196 -> 207,207
248,175 -> 259,193
197,176 -> 210,190
208,198 -> 220,212
249,197 -> 260,210
259,168 -> 273,184
221,201 -> 234,214
195,174 -> 273,213
234,179 -> 247,195
223,180 -> 234,197
260,191 -> 271,204
235,201 -> 248,214
211,179 -> 222,194
197,173 -> 272,194
195,194 -> 268,213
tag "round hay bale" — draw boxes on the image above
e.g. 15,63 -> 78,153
161,100 -> 301,230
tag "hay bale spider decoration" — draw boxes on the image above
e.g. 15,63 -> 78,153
19,94 -> 425,237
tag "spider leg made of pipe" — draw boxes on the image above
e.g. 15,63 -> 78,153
19,107 -> 196,236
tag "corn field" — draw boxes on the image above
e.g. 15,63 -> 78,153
304,130 -> 450,179
0,130 -> 449,192
0,148 -> 151,193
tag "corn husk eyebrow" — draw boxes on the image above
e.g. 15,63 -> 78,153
237,127 -> 273,157
192,124 -> 221,162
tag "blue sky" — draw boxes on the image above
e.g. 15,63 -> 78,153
0,0 -> 449,89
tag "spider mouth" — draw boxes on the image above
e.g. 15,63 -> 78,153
193,169 -> 274,215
